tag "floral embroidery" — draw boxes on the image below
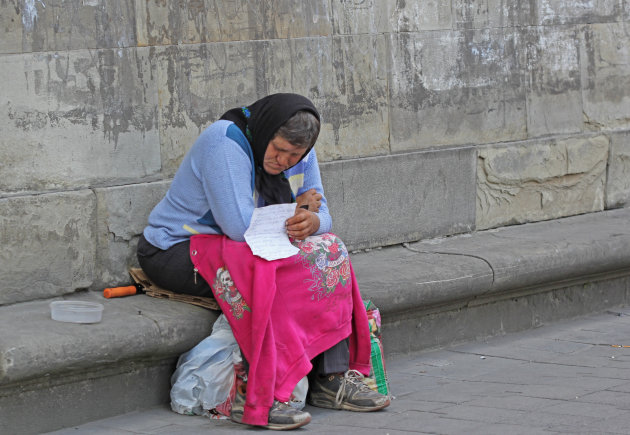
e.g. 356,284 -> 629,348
293,233 -> 351,301
213,267 -> 251,319
241,106 -> 253,142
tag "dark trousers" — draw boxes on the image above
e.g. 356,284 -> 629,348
136,234 -> 349,374
137,234 -> 212,297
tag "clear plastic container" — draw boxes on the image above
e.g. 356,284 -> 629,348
50,301 -> 104,324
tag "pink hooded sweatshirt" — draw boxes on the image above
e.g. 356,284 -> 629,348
190,233 -> 371,426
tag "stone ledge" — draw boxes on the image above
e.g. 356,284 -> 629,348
351,207 -> 630,354
352,207 -> 630,315
0,293 -> 217,387
2,208 -> 630,433
2,208 -> 629,387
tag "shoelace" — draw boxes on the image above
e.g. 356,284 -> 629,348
334,369 -> 366,407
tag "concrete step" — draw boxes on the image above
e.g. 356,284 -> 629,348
2,207 -> 630,434
352,207 -> 630,355
43,307 -> 630,435
0,294 -> 218,435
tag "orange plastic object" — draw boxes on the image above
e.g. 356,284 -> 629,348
103,285 -> 138,298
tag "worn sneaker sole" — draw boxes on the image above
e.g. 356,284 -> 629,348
308,396 -> 391,412
231,415 -> 311,431
265,414 -> 312,430
231,408 -> 312,430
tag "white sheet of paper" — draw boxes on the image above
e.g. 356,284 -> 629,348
244,203 -> 300,261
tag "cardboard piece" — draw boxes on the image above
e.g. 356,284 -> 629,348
128,267 -> 220,311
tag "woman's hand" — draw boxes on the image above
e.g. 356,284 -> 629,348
296,188 -> 322,213
286,208 -> 320,240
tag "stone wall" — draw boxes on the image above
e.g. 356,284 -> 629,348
1,0 -> 629,305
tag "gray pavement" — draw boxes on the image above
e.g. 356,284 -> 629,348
47,308 -> 630,435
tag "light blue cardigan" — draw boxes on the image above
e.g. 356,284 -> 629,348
144,120 -> 332,250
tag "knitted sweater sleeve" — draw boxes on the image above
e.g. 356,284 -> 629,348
192,125 -> 255,242
297,149 -> 332,235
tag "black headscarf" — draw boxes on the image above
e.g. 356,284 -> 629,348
220,93 -> 320,205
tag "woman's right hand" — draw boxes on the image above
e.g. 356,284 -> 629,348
296,188 -> 322,212
286,208 -> 320,240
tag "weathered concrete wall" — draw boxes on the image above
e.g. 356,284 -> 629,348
477,134 -> 609,229
1,0 -> 629,304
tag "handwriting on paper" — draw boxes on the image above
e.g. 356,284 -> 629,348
244,203 -> 299,261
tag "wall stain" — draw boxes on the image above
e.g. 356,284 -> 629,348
13,48 -> 157,147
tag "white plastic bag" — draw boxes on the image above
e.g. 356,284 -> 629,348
170,314 -> 309,415
289,376 -> 308,410
170,314 -> 241,415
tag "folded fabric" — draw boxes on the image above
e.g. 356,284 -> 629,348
190,233 -> 371,426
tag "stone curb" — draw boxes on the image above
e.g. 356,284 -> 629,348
2,208 -> 629,386
352,208 -> 630,317
0,293 -> 217,386
1,208 -> 629,434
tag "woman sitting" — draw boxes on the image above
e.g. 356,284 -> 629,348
137,93 -> 390,430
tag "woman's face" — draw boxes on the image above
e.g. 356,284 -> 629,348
263,136 -> 308,174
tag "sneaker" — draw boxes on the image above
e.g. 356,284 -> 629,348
265,400 -> 312,430
308,369 -> 390,412
230,382 -> 312,430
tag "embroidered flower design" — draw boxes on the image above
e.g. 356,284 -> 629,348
315,254 -> 327,270
293,234 -> 350,301
300,242 -> 315,254
240,107 -> 253,141
326,268 -> 340,288
340,261 -> 351,281
213,267 -> 251,319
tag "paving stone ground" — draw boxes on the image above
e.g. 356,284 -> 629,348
47,307 -> 630,434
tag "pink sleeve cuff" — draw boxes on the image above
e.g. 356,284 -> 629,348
242,403 -> 271,426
